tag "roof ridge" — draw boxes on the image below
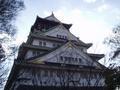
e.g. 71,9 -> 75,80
35,15 -> 72,29
44,13 -> 61,23
41,24 -> 69,34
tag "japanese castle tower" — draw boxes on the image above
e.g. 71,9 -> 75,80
5,13 -> 106,90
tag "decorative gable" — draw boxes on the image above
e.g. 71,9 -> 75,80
44,25 -> 78,41
31,42 -> 103,69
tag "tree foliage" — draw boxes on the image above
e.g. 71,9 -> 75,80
105,25 -> 120,59
104,24 -> 120,90
0,44 -> 5,61
0,0 -> 24,60
0,0 -> 24,36
0,0 -> 24,61
105,66 -> 120,90
0,0 -> 24,88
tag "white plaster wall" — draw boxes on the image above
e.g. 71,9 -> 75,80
25,50 -> 33,59
25,50 -> 46,59
16,69 -> 105,87
45,25 -> 78,41
32,39 -> 40,46
44,44 -> 101,68
38,43 -> 96,67
45,41 -> 61,48
32,39 -> 61,48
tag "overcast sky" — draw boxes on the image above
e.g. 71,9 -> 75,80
15,0 -> 120,54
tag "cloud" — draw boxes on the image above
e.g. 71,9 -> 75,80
101,0 -> 108,3
97,4 -> 111,12
111,8 -> 120,20
83,0 -> 108,3
83,0 -> 97,3
116,16 -> 120,20
43,8 -> 110,53
96,4 -> 120,23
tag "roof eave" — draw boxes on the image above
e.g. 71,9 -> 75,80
36,16 -> 72,29
88,53 -> 105,60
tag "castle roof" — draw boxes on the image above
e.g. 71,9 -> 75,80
33,14 -> 72,31
45,13 -> 61,22
27,41 -> 104,69
87,53 -> 104,61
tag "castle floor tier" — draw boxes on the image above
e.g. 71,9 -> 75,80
4,13 -> 106,90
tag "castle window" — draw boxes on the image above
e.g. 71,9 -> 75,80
71,57 -> 74,63
60,56 -> 63,61
43,70 -> 48,77
57,44 -> 60,47
59,56 -> 82,64
32,51 -> 37,57
57,34 -> 60,38
75,58 -> 78,62
37,51 -> 41,55
64,57 -> 68,63
64,36 -> 67,39
50,71 -> 53,77
53,43 -> 60,47
32,51 -> 41,57
39,41 -> 42,46
53,43 -> 55,47
57,34 -> 67,39
39,41 -> 47,47
43,42 -> 46,46
79,58 -> 82,62
37,24 -> 41,30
